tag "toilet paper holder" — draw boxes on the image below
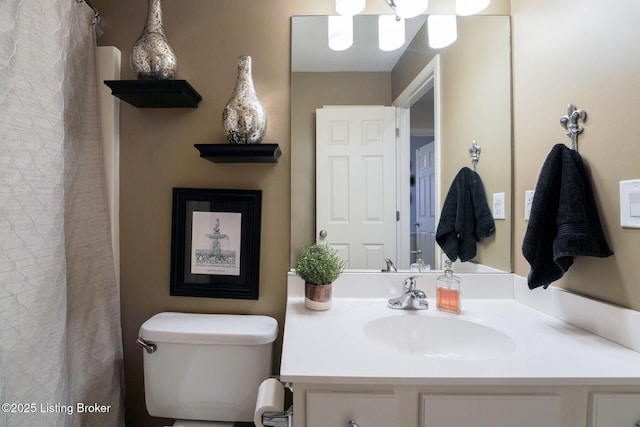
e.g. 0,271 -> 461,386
255,378 -> 293,427
261,406 -> 293,427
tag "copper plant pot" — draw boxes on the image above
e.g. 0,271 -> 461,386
304,282 -> 332,311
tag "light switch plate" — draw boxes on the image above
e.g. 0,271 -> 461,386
524,190 -> 535,221
493,192 -> 506,220
620,179 -> 640,228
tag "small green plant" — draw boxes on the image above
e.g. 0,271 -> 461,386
294,244 -> 346,285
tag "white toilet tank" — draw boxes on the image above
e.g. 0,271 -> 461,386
138,312 -> 278,423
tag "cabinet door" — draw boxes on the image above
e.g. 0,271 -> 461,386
421,394 -> 561,427
590,393 -> 640,427
306,391 -> 396,427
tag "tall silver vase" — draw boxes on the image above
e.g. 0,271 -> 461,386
223,56 -> 267,144
130,0 -> 177,80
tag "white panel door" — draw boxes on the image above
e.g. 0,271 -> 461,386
415,142 -> 435,268
316,106 -> 397,269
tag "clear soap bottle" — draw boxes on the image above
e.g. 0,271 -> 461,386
410,250 -> 431,272
436,260 -> 461,314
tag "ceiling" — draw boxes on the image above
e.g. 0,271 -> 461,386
292,15 -> 428,72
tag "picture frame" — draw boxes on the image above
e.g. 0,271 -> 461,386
170,188 -> 262,299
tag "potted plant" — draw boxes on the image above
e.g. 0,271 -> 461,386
294,243 -> 345,310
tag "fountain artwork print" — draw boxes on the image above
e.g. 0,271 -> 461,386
191,211 -> 242,276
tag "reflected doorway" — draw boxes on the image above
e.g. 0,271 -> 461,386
411,138 -> 435,269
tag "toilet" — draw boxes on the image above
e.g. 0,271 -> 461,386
137,312 -> 278,426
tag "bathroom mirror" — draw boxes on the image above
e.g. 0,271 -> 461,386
291,14 -> 512,272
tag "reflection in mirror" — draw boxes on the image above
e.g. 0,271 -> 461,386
290,14 -> 512,273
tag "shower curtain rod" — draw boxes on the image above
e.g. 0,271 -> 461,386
77,0 -> 102,27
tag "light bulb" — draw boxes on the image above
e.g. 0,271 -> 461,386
378,15 -> 405,51
428,15 -> 457,49
394,0 -> 428,19
455,0 -> 490,16
328,15 -> 353,51
336,0 -> 365,16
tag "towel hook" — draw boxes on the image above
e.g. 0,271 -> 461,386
469,140 -> 481,172
560,103 -> 586,151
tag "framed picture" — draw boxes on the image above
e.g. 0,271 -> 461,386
170,188 -> 262,299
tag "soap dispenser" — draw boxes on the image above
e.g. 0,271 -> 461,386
436,260 -> 461,314
410,250 -> 430,272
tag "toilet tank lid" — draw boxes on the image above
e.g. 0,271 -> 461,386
138,312 -> 278,345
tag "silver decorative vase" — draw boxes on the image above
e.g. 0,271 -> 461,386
130,0 -> 177,80
223,56 -> 267,144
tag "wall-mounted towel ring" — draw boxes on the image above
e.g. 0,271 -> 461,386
560,103 -> 587,151
469,140 -> 481,171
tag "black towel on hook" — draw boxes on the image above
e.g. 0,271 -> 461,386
522,143 -> 613,289
436,167 -> 495,262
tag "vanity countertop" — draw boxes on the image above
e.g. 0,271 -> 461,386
280,273 -> 640,386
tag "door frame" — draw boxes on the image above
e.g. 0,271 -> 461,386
393,55 -> 442,270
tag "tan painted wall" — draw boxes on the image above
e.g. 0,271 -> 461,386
439,16 -> 512,271
512,0 -> 640,310
392,16 -> 513,271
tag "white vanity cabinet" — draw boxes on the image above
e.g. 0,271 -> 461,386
291,385 -> 640,427
590,393 -> 640,427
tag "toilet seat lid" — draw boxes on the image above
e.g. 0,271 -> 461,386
139,312 -> 278,345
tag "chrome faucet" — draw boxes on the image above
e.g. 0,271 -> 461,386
387,276 -> 428,310
382,258 -> 397,272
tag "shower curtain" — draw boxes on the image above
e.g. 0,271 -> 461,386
0,1 -> 124,426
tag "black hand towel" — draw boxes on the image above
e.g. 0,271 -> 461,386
522,143 -> 613,289
436,167 -> 496,262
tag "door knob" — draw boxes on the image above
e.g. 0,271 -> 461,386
319,230 -> 327,239
348,421 -> 360,427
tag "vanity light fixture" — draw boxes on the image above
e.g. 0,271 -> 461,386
428,14 -> 457,49
328,15 -> 354,51
328,0 -> 475,52
378,15 -> 405,51
336,0 -> 366,16
455,0 -> 490,16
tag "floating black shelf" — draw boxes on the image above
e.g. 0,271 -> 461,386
104,80 -> 202,108
195,144 -> 281,163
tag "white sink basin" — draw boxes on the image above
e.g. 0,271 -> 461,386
363,315 -> 517,360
